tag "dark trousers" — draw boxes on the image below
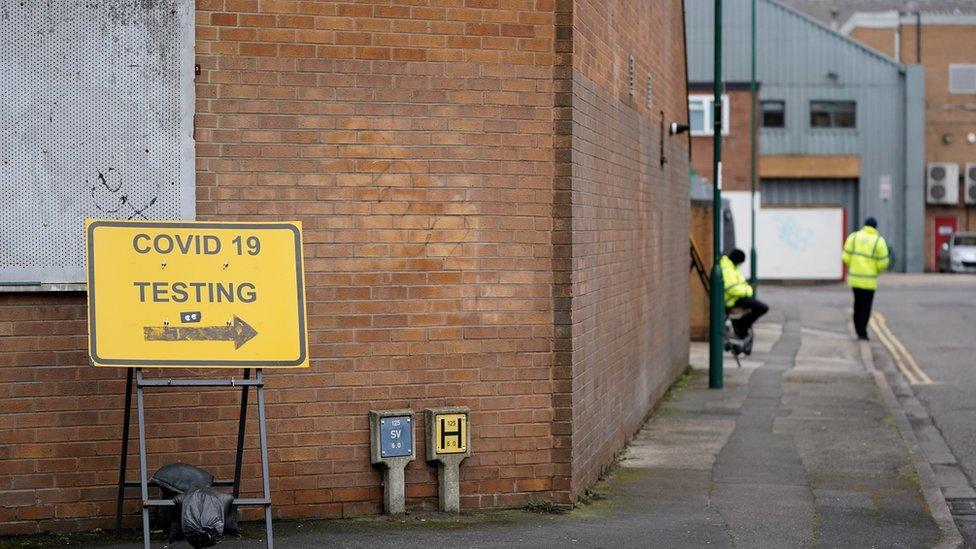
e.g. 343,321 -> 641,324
852,288 -> 875,339
730,297 -> 769,338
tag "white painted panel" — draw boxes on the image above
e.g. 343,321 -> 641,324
723,191 -> 761,280
0,0 -> 195,286
757,208 -> 844,280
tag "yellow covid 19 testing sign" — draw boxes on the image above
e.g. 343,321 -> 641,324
85,220 -> 308,368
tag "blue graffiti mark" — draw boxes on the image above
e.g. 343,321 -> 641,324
776,215 -> 813,252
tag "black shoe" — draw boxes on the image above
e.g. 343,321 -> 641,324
857,335 -> 869,341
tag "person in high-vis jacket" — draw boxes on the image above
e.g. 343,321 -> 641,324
842,217 -> 889,340
721,249 -> 768,339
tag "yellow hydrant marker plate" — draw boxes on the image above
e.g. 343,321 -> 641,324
85,220 -> 308,368
434,413 -> 467,454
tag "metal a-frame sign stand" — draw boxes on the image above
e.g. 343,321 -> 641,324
114,367 -> 274,549
88,220 -> 310,549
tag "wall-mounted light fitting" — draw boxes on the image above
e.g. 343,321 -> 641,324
669,122 -> 690,135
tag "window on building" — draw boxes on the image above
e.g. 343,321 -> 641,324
949,64 -> 976,94
761,100 -> 785,128
810,101 -> 855,128
688,94 -> 730,136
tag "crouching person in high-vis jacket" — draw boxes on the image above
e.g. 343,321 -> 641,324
721,249 -> 768,339
842,217 -> 889,341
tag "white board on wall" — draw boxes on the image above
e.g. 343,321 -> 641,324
0,0 -> 196,287
723,191 -> 761,280
757,208 -> 845,280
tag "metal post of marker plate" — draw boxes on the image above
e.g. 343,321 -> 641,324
115,368 -> 274,549
425,407 -> 471,513
369,410 -> 415,514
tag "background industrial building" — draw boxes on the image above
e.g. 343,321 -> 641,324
686,0 -> 926,275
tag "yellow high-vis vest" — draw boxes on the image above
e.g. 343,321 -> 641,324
842,226 -> 889,290
720,255 -> 753,307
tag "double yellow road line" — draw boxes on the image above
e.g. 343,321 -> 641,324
870,312 -> 933,385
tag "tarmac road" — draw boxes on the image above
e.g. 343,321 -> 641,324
869,275 -> 976,495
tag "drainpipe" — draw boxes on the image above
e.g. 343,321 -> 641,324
916,11 -> 922,63
749,0 -> 758,290
709,0 -> 725,389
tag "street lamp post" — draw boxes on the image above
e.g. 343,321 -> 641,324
709,0 -> 725,389
749,0 -> 758,289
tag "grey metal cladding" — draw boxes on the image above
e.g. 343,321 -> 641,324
762,178 -> 859,234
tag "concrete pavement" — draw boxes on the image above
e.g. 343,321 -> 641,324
631,301 -> 946,548
8,288 -> 957,548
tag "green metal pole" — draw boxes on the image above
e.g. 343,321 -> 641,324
709,0 -> 725,389
749,0 -> 758,289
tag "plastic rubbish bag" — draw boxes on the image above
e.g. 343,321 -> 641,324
151,462 -> 214,495
151,463 -> 214,538
173,487 -> 237,548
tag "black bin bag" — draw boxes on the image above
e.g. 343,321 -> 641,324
151,463 -> 214,538
173,487 -> 238,548
152,462 -> 214,495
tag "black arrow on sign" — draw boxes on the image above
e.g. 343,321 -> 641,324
143,315 -> 258,349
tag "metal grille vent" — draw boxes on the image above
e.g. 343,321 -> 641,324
947,498 -> 976,515
0,0 -> 196,286
931,166 -> 946,181
931,184 -> 947,200
969,185 -> 976,202
628,55 -> 636,96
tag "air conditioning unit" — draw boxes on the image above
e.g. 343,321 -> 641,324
965,163 -> 976,205
927,163 -> 959,205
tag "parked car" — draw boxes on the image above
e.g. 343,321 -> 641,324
939,232 -> 976,273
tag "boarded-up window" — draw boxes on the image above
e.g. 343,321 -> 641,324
949,64 -> 976,94
0,1 -> 195,288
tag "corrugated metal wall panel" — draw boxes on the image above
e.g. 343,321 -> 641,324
685,0 -> 914,270
761,178 -> 859,234
687,0 -> 900,83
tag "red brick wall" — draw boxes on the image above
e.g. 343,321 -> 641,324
2,1 -> 560,533
910,24 -> 976,271
690,88 -> 755,192
194,0 -> 562,519
848,23 -> 976,271
0,0 -> 690,533
566,0 -> 690,494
